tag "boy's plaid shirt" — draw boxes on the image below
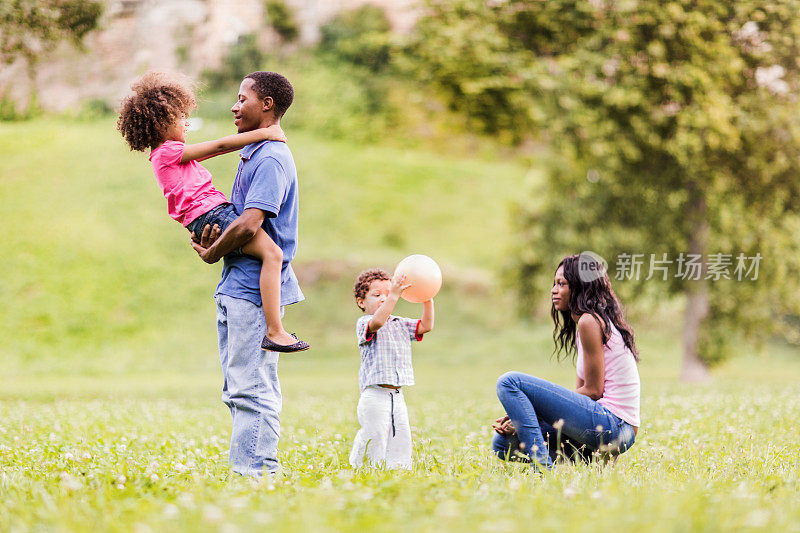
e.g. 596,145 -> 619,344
356,315 -> 423,391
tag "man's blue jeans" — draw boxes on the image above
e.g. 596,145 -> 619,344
494,371 -> 636,468
216,294 -> 282,476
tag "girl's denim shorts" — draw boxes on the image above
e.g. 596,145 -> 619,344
187,203 -> 242,255
187,203 -> 238,235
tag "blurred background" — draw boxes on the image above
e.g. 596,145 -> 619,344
2,0 -> 800,391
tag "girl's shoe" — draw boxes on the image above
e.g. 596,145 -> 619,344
261,334 -> 310,353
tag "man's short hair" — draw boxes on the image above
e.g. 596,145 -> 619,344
244,71 -> 294,119
353,268 -> 391,310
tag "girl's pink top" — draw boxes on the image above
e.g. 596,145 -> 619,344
149,140 -> 228,226
576,322 -> 641,427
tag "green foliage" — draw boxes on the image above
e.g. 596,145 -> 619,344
0,94 -> 39,120
264,0 -> 299,42
0,0 -> 102,117
55,0 -> 103,46
202,34 -> 264,90
0,0 -> 103,66
413,0 -> 800,364
319,5 -> 394,72
198,52 -> 466,147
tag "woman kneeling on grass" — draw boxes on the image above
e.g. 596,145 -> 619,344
492,253 -> 640,469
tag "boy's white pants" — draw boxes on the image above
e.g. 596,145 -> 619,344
349,386 -> 412,469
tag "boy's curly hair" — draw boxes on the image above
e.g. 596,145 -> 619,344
116,72 -> 197,151
353,268 -> 391,310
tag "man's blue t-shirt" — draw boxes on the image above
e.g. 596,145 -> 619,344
215,140 -> 304,307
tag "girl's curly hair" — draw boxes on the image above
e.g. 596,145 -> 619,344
116,72 -> 197,151
353,268 -> 391,310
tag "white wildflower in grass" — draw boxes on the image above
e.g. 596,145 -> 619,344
553,419 -> 565,430
59,471 -> 82,491
150,473 -> 159,483
162,504 -> 180,519
220,524 -> 239,533
177,493 -> 195,509
435,500 -> 460,518
745,509 -> 770,528
133,523 -> 152,533
115,474 -> 126,485
202,505 -> 224,523
591,491 -> 603,500
252,512 -> 272,524
229,498 -> 247,510
563,487 -> 577,499
63,452 -> 74,461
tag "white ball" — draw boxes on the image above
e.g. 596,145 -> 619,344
394,254 -> 442,303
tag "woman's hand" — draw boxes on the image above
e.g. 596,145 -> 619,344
492,415 -> 516,435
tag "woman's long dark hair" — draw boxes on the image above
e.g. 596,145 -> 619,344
551,254 -> 639,362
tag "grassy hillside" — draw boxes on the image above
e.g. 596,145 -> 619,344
0,116 -> 533,375
2,116 -> 799,531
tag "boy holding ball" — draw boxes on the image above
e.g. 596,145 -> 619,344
349,268 -> 435,469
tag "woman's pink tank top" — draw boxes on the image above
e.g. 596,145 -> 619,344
576,322 -> 641,426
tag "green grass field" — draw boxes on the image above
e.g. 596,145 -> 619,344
1,117 -> 799,531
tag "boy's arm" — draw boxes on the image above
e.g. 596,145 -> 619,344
367,275 -> 411,334
417,299 -> 434,335
180,125 -> 287,163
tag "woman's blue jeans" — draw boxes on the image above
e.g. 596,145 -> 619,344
493,371 -> 636,468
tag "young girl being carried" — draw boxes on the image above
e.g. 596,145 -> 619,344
116,72 -> 309,353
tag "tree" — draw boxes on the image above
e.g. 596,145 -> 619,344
410,0 -> 800,379
0,0 -> 103,112
264,0 -> 299,43
319,5 -> 393,72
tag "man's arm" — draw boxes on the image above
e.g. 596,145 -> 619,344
180,125 -> 286,163
190,208 -> 266,264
